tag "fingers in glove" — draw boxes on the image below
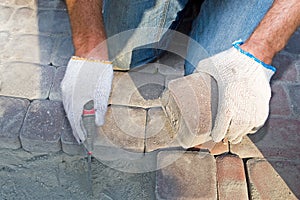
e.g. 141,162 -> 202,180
226,118 -> 252,144
231,134 -> 244,144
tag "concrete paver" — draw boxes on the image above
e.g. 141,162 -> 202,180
49,66 -> 65,101
51,36 -> 74,67
247,158 -> 299,199
216,155 -> 248,200
0,96 -> 30,149
156,151 -> 217,200
20,100 -> 64,152
287,84 -> 300,117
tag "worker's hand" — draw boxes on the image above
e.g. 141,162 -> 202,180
61,56 -> 113,143
195,41 -> 275,144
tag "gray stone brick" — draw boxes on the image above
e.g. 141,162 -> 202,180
110,72 -> 165,108
0,96 -> 30,149
51,37 -> 74,67
20,100 -> 65,152
285,28 -> 300,54
0,6 -> 13,25
247,158 -> 299,199
157,52 -> 185,76
1,34 -> 54,65
61,117 -> 85,156
156,151 -> 217,200
49,66 -> 65,101
96,105 -> 146,152
0,62 -> 55,100
130,63 -> 159,74
37,10 -> 71,34
287,84 -> 300,117
14,0 -> 36,7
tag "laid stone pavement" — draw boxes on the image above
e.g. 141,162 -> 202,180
0,0 -> 299,199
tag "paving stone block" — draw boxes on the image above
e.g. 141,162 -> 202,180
157,52 -> 185,76
2,34 -> 54,65
0,96 -> 30,149
287,84 -> 300,117
0,31 -> 10,50
95,105 -> 146,152
161,72 -> 218,148
0,5 -> 13,25
269,83 -> 291,117
9,7 -> 38,33
272,52 -> 298,82
37,0 -> 67,10
130,63 -> 159,74
110,72 -> 165,108
230,136 -> 263,158
14,0 -> 36,7
61,117 -> 85,156
165,74 -> 183,87
145,107 -> 179,152
216,155 -> 248,200
37,10 -> 71,34
20,100 -> 65,152
192,140 -> 229,156
244,118 -> 300,159
51,37 -> 74,67
156,151 -> 217,200
49,66 -> 65,101
285,27 -> 300,54
0,62 -> 55,100
247,158 -> 299,199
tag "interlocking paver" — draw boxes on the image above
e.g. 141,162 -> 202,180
37,10 -> 71,34
156,151 -> 217,200
96,105 -> 146,152
61,117 -> 85,155
145,107 -> 179,152
130,63 -> 159,74
0,5 -> 13,25
37,0 -> 67,10
14,0 -> 36,7
272,52 -> 298,82
192,140 -> 229,156
0,96 -> 30,149
216,155 -> 248,200
49,66 -> 65,101
110,72 -> 165,108
0,62 -> 55,100
20,100 -> 64,152
269,83 -> 291,116
229,136 -> 263,158
247,158 -> 299,199
9,7 -> 37,33
287,84 -> 300,117
161,72 -> 218,148
285,28 -> 300,54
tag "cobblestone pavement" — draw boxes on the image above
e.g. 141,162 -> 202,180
0,0 -> 299,199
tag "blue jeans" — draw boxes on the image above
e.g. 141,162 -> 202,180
103,0 -> 274,73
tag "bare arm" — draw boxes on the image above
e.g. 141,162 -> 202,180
241,0 -> 300,65
66,0 -> 108,60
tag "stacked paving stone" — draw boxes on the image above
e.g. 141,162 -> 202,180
0,0 -> 299,199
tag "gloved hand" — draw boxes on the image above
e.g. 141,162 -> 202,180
195,41 -> 276,144
61,56 -> 113,143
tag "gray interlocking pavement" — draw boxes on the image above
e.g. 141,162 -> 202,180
0,0 -> 299,199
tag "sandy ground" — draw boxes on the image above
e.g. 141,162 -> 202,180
0,149 -> 156,200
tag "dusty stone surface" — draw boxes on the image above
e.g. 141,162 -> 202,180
0,62 -> 55,100
287,84 -> 300,117
0,96 -> 30,149
230,136 -> 264,158
20,100 -> 65,152
216,155 -> 248,200
51,37 -> 74,67
49,66 -> 65,101
37,10 -> 71,34
156,151 -> 217,200
247,158 -> 299,199
145,107 -> 179,152
269,83 -> 291,116
110,71 -> 165,108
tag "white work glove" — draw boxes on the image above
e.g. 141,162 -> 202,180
195,41 -> 276,144
61,56 -> 113,143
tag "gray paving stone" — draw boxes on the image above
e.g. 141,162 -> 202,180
37,10 -> 71,34
230,136 -> 264,158
109,72 -> 165,108
287,84 -> 300,117
0,62 -> 55,100
96,105 -> 146,152
61,117 -> 85,156
51,37 -> 74,67
49,66 -> 65,101
37,0 -> 67,10
0,96 -> 30,149
1,34 -> 54,65
247,158 -> 299,199
156,151 -> 217,200
0,5 -> 13,25
161,72 -> 218,148
145,107 -> 179,152
9,7 -> 38,33
20,100 -> 65,152
285,28 -> 300,54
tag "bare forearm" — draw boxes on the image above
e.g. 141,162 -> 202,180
241,0 -> 300,65
66,0 -> 108,60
